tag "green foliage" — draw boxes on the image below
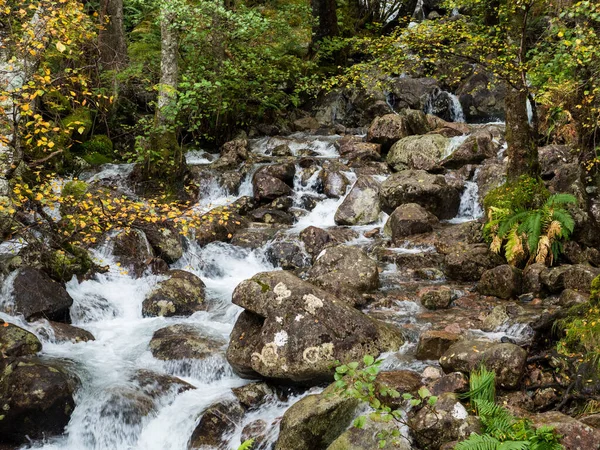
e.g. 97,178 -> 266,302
237,439 -> 254,450
483,185 -> 576,266
61,108 -> 93,141
61,180 -> 88,200
78,135 -> 114,156
457,368 -> 563,450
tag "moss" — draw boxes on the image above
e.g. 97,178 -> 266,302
483,175 -> 549,213
47,246 -> 93,282
83,152 -> 113,166
61,180 -> 88,200
61,108 -> 93,139
78,135 -> 114,156
41,90 -> 72,117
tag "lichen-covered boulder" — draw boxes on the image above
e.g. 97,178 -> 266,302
327,417 -> 412,450
441,126 -> 502,169
386,203 -> 439,243
266,237 -> 312,270
226,271 -> 404,383
11,267 -> 74,323
439,339 -> 527,389
149,324 -> 223,361
306,245 -> 379,306
541,264 -> 600,293
478,265 -> 522,299
188,400 -> 245,449
334,176 -> 381,226
275,384 -> 359,450
387,134 -> 449,171
0,357 -> 79,444
419,287 -> 453,310
45,321 -> 94,343
367,111 -> 430,152
379,170 -> 460,220
375,370 -> 422,409
416,330 -> 461,360
299,226 -> 335,260
140,223 -> 184,264
195,208 -> 248,246
0,322 -> 41,357
444,244 -> 504,282
531,411 -> 600,450
142,270 -> 207,317
319,166 -> 350,198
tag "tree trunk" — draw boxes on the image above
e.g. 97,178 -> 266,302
98,0 -> 127,70
309,0 -> 339,54
505,0 -> 539,180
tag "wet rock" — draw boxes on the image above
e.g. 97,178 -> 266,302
441,127 -> 501,169
112,228 -> 153,278
375,370 -> 422,409
226,271 -> 404,383
380,170 -> 461,220
275,384 -> 359,450
444,244 -> 504,282
0,357 -> 79,444
100,387 -> 154,428
306,245 -> 379,306
386,203 -> 439,244
142,270 -> 207,317
231,227 -> 278,249
334,176 -> 381,226
389,77 -> 440,111
327,417 -> 412,450
149,324 -> 223,361
141,223 -> 184,264
428,372 -> 469,396
416,330 -> 461,360
366,110 -> 430,152
229,196 -> 258,216
294,117 -> 320,132
266,237 -> 312,270
558,289 -> 589,307
132,369 -> 194,398
481,305 -> 509,332
439,339 -> 527,389
531,411 -> 600,450
539,145 -> 576,176
478,265 -> 522,299
272,144 -> 293,157
220,138 -> 249,162
11,268 -> 73,323
336,136 -> 381,161
541,264 -> 600,293
420,287 -> 453,310
195,208 -> 248,246
387,134 -> 449,171
456,72 -> 507,123
253,173 -> 293,201
522,263 -> 546,296
46,321 -> 94,343
249,207 -> 295,225
299,226 -> 335,260
319,167 -> 350,198
241,419 -> 270,447
580,414 -> 600,429
256,162 -> 296,186
409,392 -> 481,450
476,162 -> 506,199
188,400 -> 245,449
0,322 -> 41,357
232,382 -> 274,409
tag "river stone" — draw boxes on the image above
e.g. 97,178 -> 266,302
427,372 -> 469,396
367,111 -> 430,152
416,330 -> 461,360
334,176 -> 381,226
221,138 -> 249,161
387,134 -> 449,171
444,244 -> 505,281
478,265 -> 522,299
306,245 -> 379,306
375,370 -> 422,409
319,167 -> 350,198
46,321 -> 95,343
441,127 -> 500,169
195,208 -> 248,246
226,271 -> 404,383
188,400 -> 245,449
132,369 -> 194,399
232,382 -> 274,409
112,228 -> 153,278
337,136 -> 382,159
522,263 -> 547,296
327,417 -> 412,450
481,306 -> 510,332
386,203 -> 439,243
0,357 -> 79,444
409,392 -> 481,450
256,162 -> 296,186
141,223 -> 184,264
559,289 -> 589,308
379,170 -> 460,220
253,173 -> 293,201
476,162 -> 506,199
420,287 -> 453,310
0,322 -> 41,357
540,264 -> 600,293
439,339 -> 527,389
149,324 -> 223,361
231,227 -> 278,249
142,270 -> 207,317
11,267 -> 73,323
249,207 -> 295,225
275,384 -> 359,450
299,226 -> 335,260
531,411 -> 600,450
266,237 -> 312,270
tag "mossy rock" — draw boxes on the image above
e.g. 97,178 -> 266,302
78,135 -> 114,156
61,108 -> 93,140
41,90 -> 72,117
61,180 -> 88,200
0,322 -> 42,357
83,152 -> 113,166
47,246 -> 94,282
483,175 -> 549,213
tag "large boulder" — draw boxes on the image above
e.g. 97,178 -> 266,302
306,245 -> 379,306
419,287 -> 453,310
444,244 -> 504,282
0,358 -> 79,444
386,134 -> 449,171
334,176 -> 381,226
253,173 -> 293,201
299,226 -> 335,260
441,126 -> 502,169
456,72 -> 507,123
266,237 -> 312,270
336,136 -> 382,161
319,166 -> 350,198
531,411 -> 600,450
314,87 -> 392,129
195,208 -> 248,246
142,270 -> 207,317
188,400 -> 245,449
416,330 -> 461,360
140,223 -> 184,264
477,265 -> 522,299
327,418 -> 412,450
541,264 -> 600,293
367,111 -> 430,152
388,77 -> 440,111
386,203 -> 439,243
149,324 -> 224,361
0,322 -> 42,357
439,339 -> 527,389
112,228 -> 154,278
11,268 -> 73,323
275,384 -> 359,450
379,170 -> 461,220
226,271 -> 403,383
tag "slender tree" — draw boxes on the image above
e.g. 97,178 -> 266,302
309,0 -> 339,54
98,0 -> 128,70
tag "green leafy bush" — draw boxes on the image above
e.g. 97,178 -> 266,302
483,176 -> 550,214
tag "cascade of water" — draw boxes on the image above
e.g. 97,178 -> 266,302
448,168 -> 484,223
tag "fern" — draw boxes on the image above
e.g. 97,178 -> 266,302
455,433 -> 504,450
237,439 -> 254,450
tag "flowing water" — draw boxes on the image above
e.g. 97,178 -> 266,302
0,122 -> 519,450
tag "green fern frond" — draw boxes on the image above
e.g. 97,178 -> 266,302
463,366 -> 496,405
551,209 -> 575,236
498,211 -> 530,238
520,211 -> 542,253
455,433 -> 504,450
545,193 -> 577,207
237,439 -> 255,450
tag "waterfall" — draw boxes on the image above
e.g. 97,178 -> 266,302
425,88 -> 466,123
449,168 -> 484,223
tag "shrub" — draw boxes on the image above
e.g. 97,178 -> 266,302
483,176 -> 550,214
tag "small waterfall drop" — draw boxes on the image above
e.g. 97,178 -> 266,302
449,169 -> 484,223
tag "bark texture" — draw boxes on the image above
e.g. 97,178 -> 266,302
98,0 -> 127,70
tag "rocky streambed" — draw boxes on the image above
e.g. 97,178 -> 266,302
1,107 -> 600,450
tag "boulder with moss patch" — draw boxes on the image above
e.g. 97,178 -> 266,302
0,322 -> 42,357
142,270 -> 207,317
